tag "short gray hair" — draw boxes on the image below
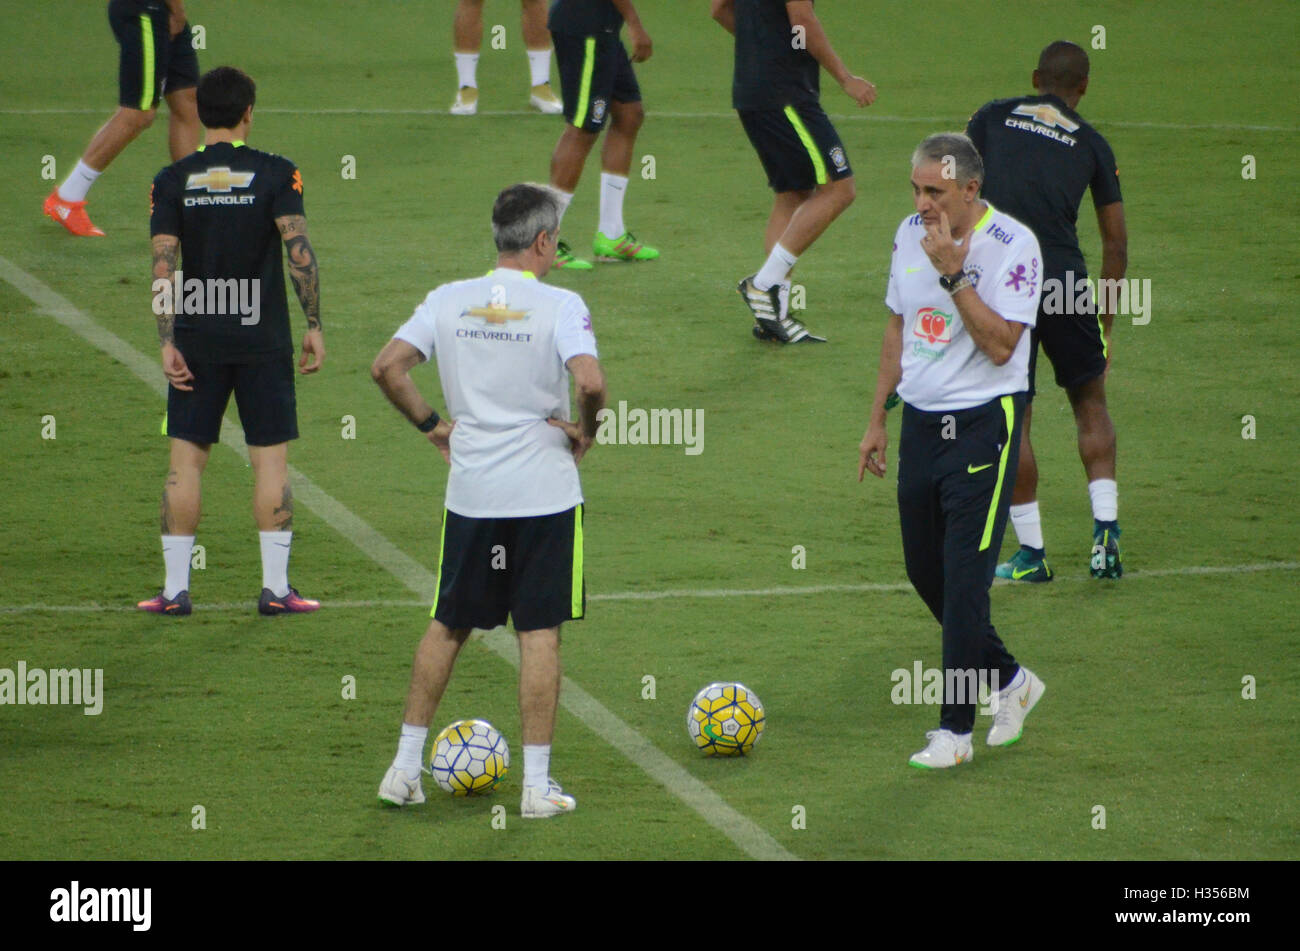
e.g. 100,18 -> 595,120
911,133 -> 984,187
492,183 -> 563,253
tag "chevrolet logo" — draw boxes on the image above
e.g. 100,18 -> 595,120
185,167 -> 256,193
1011,103 -> 1080,133
462,305 -> 529,324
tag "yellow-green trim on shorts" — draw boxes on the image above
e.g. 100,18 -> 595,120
139,15 -> 155,111
429,510 -> 449,618
783,105 -> 827,186
571,503 -> 584,618
978,396 -> 1016,551
573,37 -> 597,129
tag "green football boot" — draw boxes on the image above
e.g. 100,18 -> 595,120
1090,522 -> 1123,578
593,230 -> 659,262
555,240 -> 593,270
995,546 -> 1054,583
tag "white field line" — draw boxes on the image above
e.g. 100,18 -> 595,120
3,561 -> 1297,615
0,254 -> 796,863
2,107 -> 1295,133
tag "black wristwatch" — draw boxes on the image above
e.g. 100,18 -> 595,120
938,270 -> 969,293
416,410 -> 441,432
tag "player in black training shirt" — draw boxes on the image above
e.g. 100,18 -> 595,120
138,67 -> 325,617
713,0 -> 875,344
545,0 -> 660,268
44,0 -> 200,237
966,41 -> 1128,581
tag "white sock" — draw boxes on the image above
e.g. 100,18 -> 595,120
598,172 -> 628,239
395,723 -> 428,776
1088,479 -> 1118,522
554,189 -> 574,228
523,744 -> 551,791
527,48 -> 552,87
1009,502 -> 1044,550
161,535 -> 194,600
754,243 -> 798,291
455,52 -> 479,89
58,160 -> 101,203
259,530 -> 292,598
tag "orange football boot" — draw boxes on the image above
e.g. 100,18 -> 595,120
43,189 -> 105,237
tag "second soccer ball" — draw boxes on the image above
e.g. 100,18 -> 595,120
430,719 -> 510,795
686,682 -> 765,756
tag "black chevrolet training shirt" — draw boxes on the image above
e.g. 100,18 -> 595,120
150,141 -> 304,361
966,94 -> 1122,279
548,0 -> 623,34
733,0 -> 820,111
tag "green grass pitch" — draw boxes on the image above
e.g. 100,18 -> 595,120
0,0 -> 1296,861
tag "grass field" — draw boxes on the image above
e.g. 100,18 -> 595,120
1,0 -> 1297,863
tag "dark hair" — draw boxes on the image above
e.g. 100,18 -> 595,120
1037,41 -> 1090,92
492,184 -> 562,253
197,67 -> 257,129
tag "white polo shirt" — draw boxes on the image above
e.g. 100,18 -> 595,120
885,203 -> 1042,411
394,267 -> 598,518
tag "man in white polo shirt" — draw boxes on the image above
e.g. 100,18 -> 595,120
858,133 -> 1047,769
370,183 -> 607,816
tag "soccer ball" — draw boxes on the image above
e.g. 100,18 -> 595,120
686,682 -> 765,756
430,719 -> 510,795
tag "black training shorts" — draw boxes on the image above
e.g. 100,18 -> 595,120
165,350 -> 299,447
431,505 -> 586,632
552,31 -> 640,133
738,102 -> 852,193
110,0 -> 199,110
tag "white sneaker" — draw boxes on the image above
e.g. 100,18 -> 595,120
908,729 -> 973,769
450,86 -> 479,116
520,778 -> 576,818
986,667 -> 1045,746
529,82 -> 563,114
378,765 -> 426,806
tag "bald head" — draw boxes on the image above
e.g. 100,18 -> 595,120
1035,40 -> 1090,95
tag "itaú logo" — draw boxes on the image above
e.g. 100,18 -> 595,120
913,307 -> 953,345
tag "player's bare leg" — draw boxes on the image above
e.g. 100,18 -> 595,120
600,99 -> 642,178
1067,376 -> 1116,482
765,189 -> 813,253
520,0 -> 561,112
138,437 -> 208,613
1009,403 -> 1038,507
162,437 -> 208,536
521,0 -> 549,48
165,87 -> 201,161
82,107 -> 157,171
380,620 -> 472,805
249,442 -> 317,612
550,123 -> 599,193
46,107 -> 156,236
451,0 -> 485,114
401,620 -> 473,727
518,625 -> 574,816
774,175 -> 856,256
589,100 -> 658,261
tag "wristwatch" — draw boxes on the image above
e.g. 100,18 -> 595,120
416,410 -> 441,432
938,270 -> 969,293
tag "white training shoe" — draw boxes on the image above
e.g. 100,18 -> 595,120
986,667 -> 1045,746
520,778 -> 576,818
529,82 -> 563,114
908,729 -> 974,769
378,766 -> 426,807
450,86 -> 479,116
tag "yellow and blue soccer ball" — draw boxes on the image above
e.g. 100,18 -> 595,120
686,682 -> 765,756
430,719 -> 510,795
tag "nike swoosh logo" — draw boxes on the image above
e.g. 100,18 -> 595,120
967,463 -> 993,473
905,267 -> 922,273
1019,689 -> 1031,708
1011,567 -> 1037,579
702,722 -> 734,744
